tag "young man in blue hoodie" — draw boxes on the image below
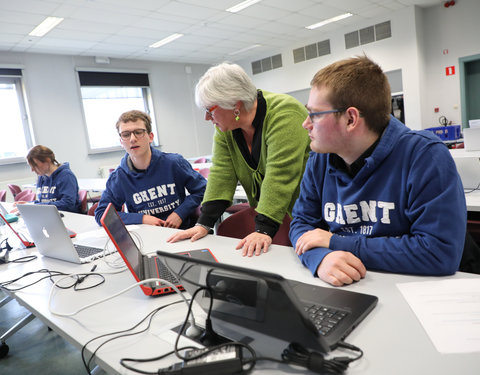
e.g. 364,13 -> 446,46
289,56 -> 466,286
94,110 -> 206,229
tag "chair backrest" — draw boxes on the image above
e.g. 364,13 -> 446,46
14,189 -> 35,202
225,202 -> 249,214
198,168 -> 210,179
88,202 -> 98,216
78,189 -> 88,214
217,207 -> 292,246
7,184 -> 22,198
89,202 -> 125,216
194,157 -> 207,163
0,189 -> 6,202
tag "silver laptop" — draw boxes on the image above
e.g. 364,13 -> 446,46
17,204 -> 111,264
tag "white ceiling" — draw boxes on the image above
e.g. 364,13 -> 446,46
0,0 -> 443,64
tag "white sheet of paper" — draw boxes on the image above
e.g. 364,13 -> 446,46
397,278 -> 480,353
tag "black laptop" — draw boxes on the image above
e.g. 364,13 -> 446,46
156,250 -> 378,353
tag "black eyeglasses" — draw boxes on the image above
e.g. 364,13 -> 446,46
119,128 -> 148,140
307,109 -> 345,124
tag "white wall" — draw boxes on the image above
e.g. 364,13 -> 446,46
0,52 -> 213,195
422,0 -> 480,128
236,6 -> 424,129
237,1 -> 480,131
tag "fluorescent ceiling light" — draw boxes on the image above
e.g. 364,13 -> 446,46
149,33 -> 184,48
228,44 -> 261,56
226,0 -> 262,13
306,13 -> 353,30
29,16 -> 64,37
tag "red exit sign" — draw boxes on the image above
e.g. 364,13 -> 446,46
446,66 -> 455,76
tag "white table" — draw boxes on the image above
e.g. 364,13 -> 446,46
234,185 -> 248,202
23,178 -> 107,193
77,178 -> 107,192
1,212 -> 479,374
465,190 -> 480,212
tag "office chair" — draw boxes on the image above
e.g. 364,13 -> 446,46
0,189 -> 6,202
88,202 -> 125,216
13,189 -> 35,202
225,202 -> 249,214
193,157 -> 207,164
88,202 -> 99,216
217,207 -> 292,246
78,189 -> 88,214
460,231 -> 480,274
7,184 -> 22,199
198,168 -> 210,179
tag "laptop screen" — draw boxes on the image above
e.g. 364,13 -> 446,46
156,249 -> 329,353
0,213 -> 33,249
101,204 -> 143,280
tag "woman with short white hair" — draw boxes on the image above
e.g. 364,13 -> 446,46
168,62 -> 310,257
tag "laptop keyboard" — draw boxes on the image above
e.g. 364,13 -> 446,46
74,244 -> 104,258
303,303 -> 349,336
156,259 -> 180,284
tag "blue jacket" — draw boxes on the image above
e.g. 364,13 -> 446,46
95,147 -> 206,228
289,116 -> 466,276
35,162 -> 81,213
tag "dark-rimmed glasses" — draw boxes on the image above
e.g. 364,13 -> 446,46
205,105 -> 218,117
307,109 -> 345,123
119,128 -> 148,140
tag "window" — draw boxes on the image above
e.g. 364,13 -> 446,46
78,71 -> 158,153
0,68 -> 33,164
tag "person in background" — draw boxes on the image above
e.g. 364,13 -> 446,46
94,110 -> 206,229
167,62 -> 310,256
16,145 -> 81,213
289,56 -> 466,286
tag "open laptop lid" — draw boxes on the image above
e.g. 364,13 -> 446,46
157,250 -> 378,353
156,249 -> 333,353
17,204 -> 82,263
100,202 -> 217,296
0,212 -> 34,248
0,203 -> 19,223
100,203 -> 148,290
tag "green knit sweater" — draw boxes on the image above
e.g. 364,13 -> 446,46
203,90 -> 310,225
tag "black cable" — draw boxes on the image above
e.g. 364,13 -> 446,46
120,346 -> 197,375
464,181 -> 480,193
7,255 -> 38,263
0,269 -> 67,291
0,238 -> 37,263
117,277 -> 364,375
119,283 -> 257,374
81,300 -> 185,374
54,273 -> 105,291
279,341 -> 363,374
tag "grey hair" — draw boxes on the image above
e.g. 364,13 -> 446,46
195,62 -> 257,111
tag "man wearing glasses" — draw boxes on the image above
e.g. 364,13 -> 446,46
289,56 -> 466,286
94,110 -> 206,229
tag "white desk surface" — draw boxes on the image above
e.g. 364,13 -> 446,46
1,212 -> 479,375
190,162 -> 212,171
23,178 -> 107,193
465,190 -> 480,212
77,178 -> 107,192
